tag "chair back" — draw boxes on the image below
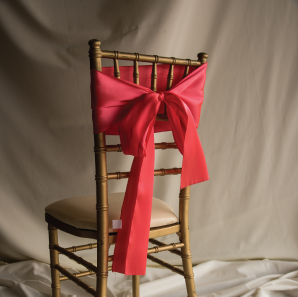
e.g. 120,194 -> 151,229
88,39 -> 208,284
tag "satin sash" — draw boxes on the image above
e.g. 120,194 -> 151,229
91,63 -> 209,275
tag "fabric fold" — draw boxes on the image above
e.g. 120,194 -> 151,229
91,63 -> 209,275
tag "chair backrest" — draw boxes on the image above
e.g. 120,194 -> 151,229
88,39 -> 208,278
88,39 -> 208,179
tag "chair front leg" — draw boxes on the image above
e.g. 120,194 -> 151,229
48,224 -> 61,297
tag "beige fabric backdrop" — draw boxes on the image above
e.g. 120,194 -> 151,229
0,0 -> 297,269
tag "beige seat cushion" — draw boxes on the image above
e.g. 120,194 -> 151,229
45,193 -> 178,233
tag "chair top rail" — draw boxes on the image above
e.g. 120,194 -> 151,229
88,39 -> 208,70
101,50 -> 202,66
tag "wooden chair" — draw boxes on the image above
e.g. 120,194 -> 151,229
45,39 -> 208,297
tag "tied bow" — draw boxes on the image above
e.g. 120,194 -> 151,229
91,63 -> 209,275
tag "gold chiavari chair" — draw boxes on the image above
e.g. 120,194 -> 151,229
45,39 -> 208,297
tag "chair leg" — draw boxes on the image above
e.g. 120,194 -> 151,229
94,133 -> 109,296
96,241 -> 108,297
132,275 -> 140,297
181,249 -> 197,297
179,187 -> 197,297
48,224 -> 61,297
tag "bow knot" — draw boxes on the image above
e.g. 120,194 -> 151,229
157,92 -> 165,102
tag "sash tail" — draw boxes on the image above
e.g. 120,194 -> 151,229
112,131 -> 155,275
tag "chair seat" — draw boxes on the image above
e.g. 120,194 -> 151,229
45,193 -> 178,233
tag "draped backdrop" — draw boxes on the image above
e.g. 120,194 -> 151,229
0,0 -> 298,272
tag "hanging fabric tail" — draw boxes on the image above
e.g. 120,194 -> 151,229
112,131 -> 155,275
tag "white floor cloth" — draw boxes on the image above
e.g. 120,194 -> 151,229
1,260 -> 298,297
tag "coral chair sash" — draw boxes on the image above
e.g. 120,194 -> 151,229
91,63 -> 209,275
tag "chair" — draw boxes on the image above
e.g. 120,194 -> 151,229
45,39 -> 208,297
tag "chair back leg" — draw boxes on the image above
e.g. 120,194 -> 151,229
94,133 -> 109,297
96,235 -> 108,297
179,187 -> 198,297
132,275 -> 140,297
48,224 -> 61,297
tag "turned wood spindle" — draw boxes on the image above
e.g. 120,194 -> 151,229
166,57 -> 175,90
133,53 -> 140,85
183,59 -> 191,78
113,51 -> 120,79
151,55 -> 158,91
